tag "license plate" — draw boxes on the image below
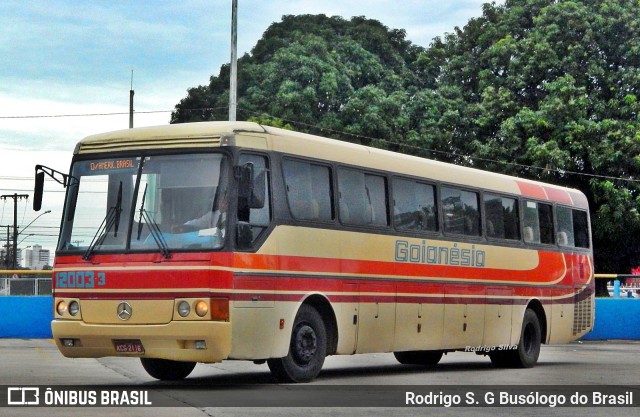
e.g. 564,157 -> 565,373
113,339 -> 145,354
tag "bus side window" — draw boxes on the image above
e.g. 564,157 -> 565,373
441,186 -> 480,236
365,174 -> 388,226
556,206 -> 575,247
573,209 -> 590,248
538,203 -> 554,244
237,154 -> 271,248
484,194 -> 520,240
393,178 -> 437,232
338,169 -> 388,227
283,159 -> 333,221
523,201 -> 540,243
523,201 -> 554,245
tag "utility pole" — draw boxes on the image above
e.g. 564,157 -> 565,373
229,0 -> 238,121
2,225 -> 9,268
0,193 -> 28,269
129,70 -> 134,128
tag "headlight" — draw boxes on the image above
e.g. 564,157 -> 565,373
68,301 -> 80,316
56,300 -> 68,315
178,300 -> 191,317
195,300 -> 209,317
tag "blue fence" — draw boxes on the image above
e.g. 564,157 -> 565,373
0,296 -> 637,341
581,297 -> 640,340
0,296 -> 53,338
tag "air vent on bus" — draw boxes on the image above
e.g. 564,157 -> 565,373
78,137 -> 222,153
572,292 -> 593,335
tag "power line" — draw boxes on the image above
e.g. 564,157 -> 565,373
0,109 -> 173,119
238,108 -> 640,185
0,107 -> 228,120
1,105 -> 638,184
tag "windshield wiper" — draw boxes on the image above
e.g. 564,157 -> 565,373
136,183 -> 148,240
135,183 -> 170,259
140,209 -> 170,259
83,181 -> 123,260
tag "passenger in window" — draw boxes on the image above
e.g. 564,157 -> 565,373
557,231 -> 569,246
174,197 -> 228,237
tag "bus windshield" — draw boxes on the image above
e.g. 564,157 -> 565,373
58,153 -> 229,255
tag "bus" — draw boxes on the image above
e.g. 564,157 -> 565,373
34,121 -> 594,382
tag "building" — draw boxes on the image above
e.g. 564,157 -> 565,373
1,244 -> 22,268
23,245 -> 50,270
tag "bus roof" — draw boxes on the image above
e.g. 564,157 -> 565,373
75,121 -> 588,209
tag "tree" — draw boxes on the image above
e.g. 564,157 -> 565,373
171,15 -> 421,145
413,0 -> 640,294
171,2 -> 640,293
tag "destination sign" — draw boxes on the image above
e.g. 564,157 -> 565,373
88,159 -> 136,171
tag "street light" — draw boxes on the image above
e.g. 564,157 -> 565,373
17,234 -> 34,246
20,210 -> 51,235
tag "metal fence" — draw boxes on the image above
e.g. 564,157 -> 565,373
595,273 -> 640,298
0,270 -> 52,296
0,271 -> 634,297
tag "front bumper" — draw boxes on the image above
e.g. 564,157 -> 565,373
52,319 -> 231,363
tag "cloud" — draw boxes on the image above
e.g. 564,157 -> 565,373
0,84 -> 171,151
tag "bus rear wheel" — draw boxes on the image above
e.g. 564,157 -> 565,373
490,308 -> 541,368
267,304 -> 327,383
140,358 -> 196,380
394,350 -> 443,366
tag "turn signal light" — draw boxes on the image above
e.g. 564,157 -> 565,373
210,298 -> 229,321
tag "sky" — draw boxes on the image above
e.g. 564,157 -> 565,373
0,0 -> 502,263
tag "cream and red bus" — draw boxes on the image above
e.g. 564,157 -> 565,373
34,121 -> 594,382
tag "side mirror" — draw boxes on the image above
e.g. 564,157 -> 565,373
33,165 -> 77,211
33,171 -> 45,211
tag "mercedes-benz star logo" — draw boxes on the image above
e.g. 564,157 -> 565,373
117,301 -> 132,321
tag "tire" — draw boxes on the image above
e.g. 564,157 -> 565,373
140,358 -> 196,380
394,350 -> 443,366
490,308 -> 541,368
267,304 -> 327,383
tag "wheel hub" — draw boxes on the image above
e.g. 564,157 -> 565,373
294,324 -> 317,363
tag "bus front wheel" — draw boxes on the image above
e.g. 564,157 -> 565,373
490,308 -> 541,368
140,358 -> 196,380
267,304 -> 327,383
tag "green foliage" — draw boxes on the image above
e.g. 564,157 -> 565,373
172,2 -> 640,275
246,114 -> 293,130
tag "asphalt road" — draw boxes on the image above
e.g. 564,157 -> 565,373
0,338 -> 638,416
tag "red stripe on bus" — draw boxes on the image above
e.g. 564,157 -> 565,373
53,250 -> 590,293
544,186 -> 573,205
516,181 -> 547,200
